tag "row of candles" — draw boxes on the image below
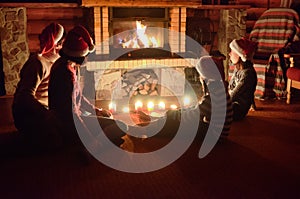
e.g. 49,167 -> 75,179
108,96 -> 192,113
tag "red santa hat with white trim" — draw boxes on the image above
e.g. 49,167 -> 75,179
229,38 -> 257,62
39,23 -> 64,55
62,25 -> 95,58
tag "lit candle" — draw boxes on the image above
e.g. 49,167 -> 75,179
122,107 -> 130,113
135,100 -> 143,111
183,96 -> 190,107
170,104 -> 178,110
158,101 -> 165,110
147,101 -> 154,112
108,102 -> 116,113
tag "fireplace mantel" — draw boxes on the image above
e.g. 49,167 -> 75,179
81,0 -> 202,7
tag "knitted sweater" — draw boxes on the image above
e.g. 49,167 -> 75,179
48,57 -> 95,123
229,66 -> 257,115
13,53 -> 59,123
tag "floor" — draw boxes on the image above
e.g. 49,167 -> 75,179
0,94 -> 300,199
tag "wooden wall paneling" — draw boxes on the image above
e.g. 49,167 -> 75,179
238,0 -> 281,8
25,6 -> 84,52
26,7 -> 83,20
27,20 -> 77,35
245,8 -> 268,34
0,3 -> 79,8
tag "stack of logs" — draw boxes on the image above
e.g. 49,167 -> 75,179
121,69 -> 159,97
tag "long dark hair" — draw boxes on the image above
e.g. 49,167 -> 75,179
236,59 -> 253,70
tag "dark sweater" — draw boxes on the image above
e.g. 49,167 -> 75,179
228,66 -> 257,117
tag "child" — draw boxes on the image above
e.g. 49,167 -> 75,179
195,56 -> 233,138
130,56 -> 233,141
228,38 -> 258,120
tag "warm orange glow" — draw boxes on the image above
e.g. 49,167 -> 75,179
122,107 -> 130,113
122,21 -> 159,48
170,104 -> 178,110
158,101 -> 165,110
147,101 -> 155,112
183,96 -> 190,107
135,100 -> 143,111
108,102 -> 116,113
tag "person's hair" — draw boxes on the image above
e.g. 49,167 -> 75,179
57,31 -> 67,46
236,59 -> 253,70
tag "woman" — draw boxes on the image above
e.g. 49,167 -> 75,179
48,25 -> 127,159
12,23 -> 65,151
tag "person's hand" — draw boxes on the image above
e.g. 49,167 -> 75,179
95,108 -> 113,119
130,110 -> 151,126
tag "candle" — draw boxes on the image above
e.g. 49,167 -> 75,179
170,104 -> 178,110
183,96 -> 190,107
122,107 -> 130,113
108,102 -> 116,113
147,101 -> 154,112
158,101 -> 165,110
135,100 -> 143,111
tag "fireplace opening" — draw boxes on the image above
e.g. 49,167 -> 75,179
109,7 -> 171,59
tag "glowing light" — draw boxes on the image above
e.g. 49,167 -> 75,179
122,107 -> 130,113
147,101 -> 155,112
108,102 -> 116,113
183,96 -> 190,107
135,100 -> 143,111
122,21 -> 159,48
170,104 -> 178,110
158,101 -> 165,110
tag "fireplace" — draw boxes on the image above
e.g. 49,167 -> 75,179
109,7 -> 170,59
82,2 -> 203,101
90,5 -> 189,58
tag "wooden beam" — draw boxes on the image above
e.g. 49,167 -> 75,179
81,0 -> 202,7
81,0 -> 250,9
0,3 -> 79,8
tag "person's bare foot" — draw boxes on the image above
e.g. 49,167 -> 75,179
250,104 -> 263,111
250,104 -> 257,111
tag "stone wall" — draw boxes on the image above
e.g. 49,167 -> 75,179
217,8 -> 247,80
0,7 -> 29,95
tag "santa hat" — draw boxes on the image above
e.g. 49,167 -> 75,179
62,25 -> 95,58
196,55 -> 223,81
229,38 -> 257,62
39,23 -> 64,55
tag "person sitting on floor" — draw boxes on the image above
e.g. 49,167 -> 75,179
228,38 -> 258,120
196,55 -> 233,138
48,25 -> 128,160
12,23 -> 66,151
129,55 -> 233,141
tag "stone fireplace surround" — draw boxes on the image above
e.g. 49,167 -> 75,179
83,0 -> 203,100
81,0 -> 247,101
